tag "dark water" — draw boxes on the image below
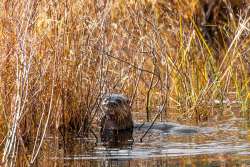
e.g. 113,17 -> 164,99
28,117 -> 250,167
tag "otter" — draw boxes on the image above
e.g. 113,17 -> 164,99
99,93 -> 198,145
99,93 -> 133,144
100,93 -> 133,131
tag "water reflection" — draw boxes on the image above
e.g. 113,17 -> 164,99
100,129 -> 134,148
17,118 -> 250,166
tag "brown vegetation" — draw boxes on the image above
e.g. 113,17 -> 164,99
0,0 -> 249,166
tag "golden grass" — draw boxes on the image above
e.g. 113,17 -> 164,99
0,0 -> 249,165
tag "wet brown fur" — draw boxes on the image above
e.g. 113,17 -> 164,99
99,94 -> 133,132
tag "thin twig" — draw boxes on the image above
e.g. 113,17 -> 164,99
130,57 -> 145,107
140,97 -> 167,142
105,52 -> 159,77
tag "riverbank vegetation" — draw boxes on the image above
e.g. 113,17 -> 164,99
0,0 -> 249,166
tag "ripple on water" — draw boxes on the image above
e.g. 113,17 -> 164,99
48,120 -> 250,162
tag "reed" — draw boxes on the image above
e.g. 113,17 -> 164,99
0,0 -> 249,166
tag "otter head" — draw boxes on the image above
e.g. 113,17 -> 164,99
100,93 -> 133,131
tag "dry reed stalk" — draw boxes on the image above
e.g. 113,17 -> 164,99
0,0 -> 249,165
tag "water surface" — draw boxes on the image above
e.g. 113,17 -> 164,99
29,116 -> 250,167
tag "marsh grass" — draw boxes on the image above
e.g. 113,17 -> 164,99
0,0 -> 249,166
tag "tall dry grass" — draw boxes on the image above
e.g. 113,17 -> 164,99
0,0 -> 249,166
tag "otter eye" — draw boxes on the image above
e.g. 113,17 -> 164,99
116,99 -> 122,104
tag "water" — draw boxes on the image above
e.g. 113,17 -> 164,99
27,117 -> 250,167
